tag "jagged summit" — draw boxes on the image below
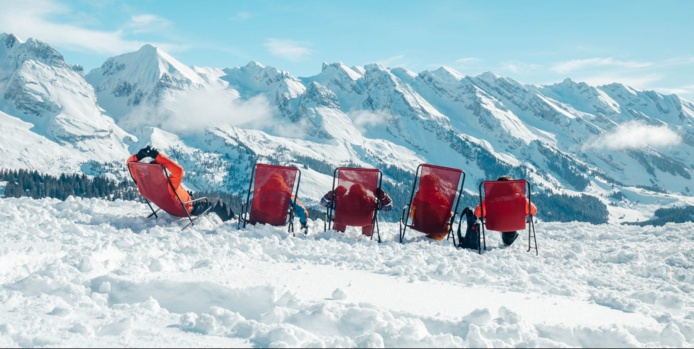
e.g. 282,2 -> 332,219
0,33 -> 65,70
476,71 -> 501,83
599,81 -> 640,95
549,78 -> 596,94
246,60 -> 265,69
302,62 -> 365,109
364,63 -> 389,72
417,66 -> 464,86
320,61 -> 332,72
1,33 -> 21,48
84,44 -> 207,120
87,43 -> 205,87
302,81 -> 340,108
0,33 -> 132,175
221,61 -> 305,100
318,61 -> 363,81
434,66 -> 464,81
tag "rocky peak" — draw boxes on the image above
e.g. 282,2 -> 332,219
301,82 -> 339,109
2,33 -> 19,49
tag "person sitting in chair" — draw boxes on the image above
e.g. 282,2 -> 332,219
250,172 -> 309,230
127,145 -> 235,222
320,184 -> 393,236
410,173 -> 452,241
474,175 -> 537,246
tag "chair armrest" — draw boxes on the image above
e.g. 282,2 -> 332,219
400,205 -> 410,224
182,197 -> 208,205
241,203 -> 248,220
448,211 -> 457,233
237,202 -> 248,229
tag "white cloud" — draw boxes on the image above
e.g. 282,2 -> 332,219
651,85 -> 694,99
584,121 -> 682,151
578,73 -> 663,90
264,39 -> 311,62
455,57 -> 481,65
348,110 -> 393,134
125,14 -> 171,34
270,119 -> 308,139
0,0 -> 179,55
500,60 -> 541,74
551,58 -> 652,74
121,88 -> 275,135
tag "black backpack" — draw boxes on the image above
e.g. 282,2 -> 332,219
458,207 -> 481,250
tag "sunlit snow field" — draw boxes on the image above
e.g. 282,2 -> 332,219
1,196 -> 693,347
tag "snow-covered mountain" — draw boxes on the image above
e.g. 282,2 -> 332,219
2,33 -> 693,222
0,33 -> 134,177
85,44 -> 208,121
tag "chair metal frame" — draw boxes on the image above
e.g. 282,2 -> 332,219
399,163 -> 466,245
478,179 -> 538,255
324,167 -> 384,242
238,163 -> 303,235
127,162 -> 212,230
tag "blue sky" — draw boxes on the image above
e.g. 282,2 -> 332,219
2,0 -> 693,100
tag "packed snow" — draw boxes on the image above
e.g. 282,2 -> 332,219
1,196 -> 693,347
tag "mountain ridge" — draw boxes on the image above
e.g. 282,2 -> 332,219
1,33 -> 693,223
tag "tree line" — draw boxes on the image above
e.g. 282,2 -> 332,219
1,169 -> 139,201
1,168 -> 617,225
624,205 -> 694,227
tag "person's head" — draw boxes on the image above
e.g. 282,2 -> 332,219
487,175 -> 521,198
420,174 -> 440,189
263,173 -> 290,193
334,185 -> 348,197
348,183 -> 367,197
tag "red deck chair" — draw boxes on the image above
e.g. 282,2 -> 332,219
238,164 -> 302,235
324,167 -> 383,242
399,164 -> 465,244
127,162 -> 212,230
478,179 -> 538,255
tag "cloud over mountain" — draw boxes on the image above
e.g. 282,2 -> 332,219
585,121 -> 683,151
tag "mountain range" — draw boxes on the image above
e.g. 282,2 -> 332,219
1,32 -> 693,224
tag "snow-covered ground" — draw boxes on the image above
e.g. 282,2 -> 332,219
1,196 -> 692,347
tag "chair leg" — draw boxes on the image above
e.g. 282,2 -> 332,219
399,206 -> 408,243
399,221 -> 405,243
481,223 -> 487,254
527,219 -> 538,255
181,206 -> 213,231
324,207 -> 333,232
237,203 -> 248,229
477,228 -> 481,255
146,208 -> 161,219
446,215 -> 457,247
143,198 -> 160,219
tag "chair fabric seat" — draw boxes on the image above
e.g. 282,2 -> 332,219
242,164 -> 300,231
128,162 -> 190,217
